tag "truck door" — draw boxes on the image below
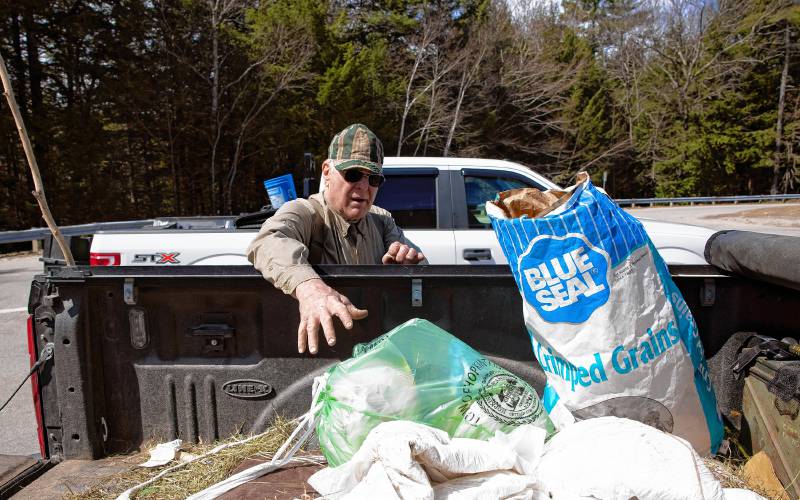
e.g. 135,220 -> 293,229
452,169 -> 549,265
374,168 -> 455,264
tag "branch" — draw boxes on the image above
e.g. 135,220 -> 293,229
0,52 -> 74,265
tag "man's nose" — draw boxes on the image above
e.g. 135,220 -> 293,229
353,174 -> 370,189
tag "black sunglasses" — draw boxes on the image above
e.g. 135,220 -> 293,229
343,169 -> 385,187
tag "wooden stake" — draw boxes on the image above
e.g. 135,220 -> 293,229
0,52 -> 74,265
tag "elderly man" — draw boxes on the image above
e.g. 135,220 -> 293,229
247,124 -> 426,354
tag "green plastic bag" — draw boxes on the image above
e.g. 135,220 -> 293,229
315,318 -> 555,467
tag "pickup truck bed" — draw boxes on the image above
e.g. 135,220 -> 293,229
6,248 -> 800,497
25,263 -> 800,450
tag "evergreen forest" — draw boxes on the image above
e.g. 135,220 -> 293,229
1,0 -> 798,229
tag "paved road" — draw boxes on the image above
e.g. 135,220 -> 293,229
626,203 -> 800,237
0,254 -> 42,457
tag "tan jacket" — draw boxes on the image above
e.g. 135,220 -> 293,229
247,193 -> 425,295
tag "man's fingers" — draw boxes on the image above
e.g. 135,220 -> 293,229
330,300 -> 354,329
382,242 -> 400,264
383,242 -> 427,265
395,245 -> 409,263
382,241 -> 401,263
347,303 -> 369,320
306,318 -> 320,354
338,293 -> 367,319
320,312 -> 337,346
297,319 -> 307,353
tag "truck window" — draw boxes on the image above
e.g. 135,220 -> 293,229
374,175 -> 437,229
465,176 -> 535,229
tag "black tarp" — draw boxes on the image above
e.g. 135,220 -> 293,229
705,230 -> 800,291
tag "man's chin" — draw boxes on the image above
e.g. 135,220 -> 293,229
343,206 -> 369,222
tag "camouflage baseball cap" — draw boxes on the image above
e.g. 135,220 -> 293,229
328,123 -> 384,174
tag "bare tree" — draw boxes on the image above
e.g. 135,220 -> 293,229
207,0 -> 248,214
772,23 -> 792,194
501,9 -> 581,131
780,85 -> 799,192
602,0 -> 656,148
647,0 -> 768,125
489,3 -> 587,173
443,23 -> 492,156
156,0 -> 314,214
396,6 -> 455,155
223,21 -> 314,213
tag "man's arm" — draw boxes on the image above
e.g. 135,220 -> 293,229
247,201 -> 366,354
246,200 -> 320,294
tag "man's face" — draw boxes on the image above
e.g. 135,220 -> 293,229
322,161 -> 379,222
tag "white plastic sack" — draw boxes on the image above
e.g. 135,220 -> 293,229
309,417 -> 756,500
489,177 -> 724,455
534,416 -> 724,500
308,420 -> 547,500
722,489 -> 767,500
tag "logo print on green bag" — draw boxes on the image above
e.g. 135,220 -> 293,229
479,373 -> 541,425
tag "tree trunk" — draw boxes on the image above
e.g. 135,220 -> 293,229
210,0 -> 221,214
443,69 -> 468,157
10,12 -> 28,121
167,108 -> 181,215
771,24 -> 790,195
398,52 -> 424,155
23,8 -> 43,120
22,6 -> 46,227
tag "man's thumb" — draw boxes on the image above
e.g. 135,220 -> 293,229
347,304 -> 369,319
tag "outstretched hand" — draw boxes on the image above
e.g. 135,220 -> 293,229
294,279 -> 368,354
382,241 -> 425,265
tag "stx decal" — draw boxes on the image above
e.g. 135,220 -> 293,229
132,252 -> 181,264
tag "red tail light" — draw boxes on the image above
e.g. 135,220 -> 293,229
27,315 -> 47,458
90,252 -> 121,266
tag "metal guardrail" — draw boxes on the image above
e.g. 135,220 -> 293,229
616,193 -> 800,207
0,219 -> 154,245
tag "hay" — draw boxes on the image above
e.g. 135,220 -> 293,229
60,419 -> 789,500
703,456 -> 789,500
703,457 -> 751,490
66,416 -> 308,499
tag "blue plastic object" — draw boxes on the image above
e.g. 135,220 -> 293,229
263,173 -> 297,209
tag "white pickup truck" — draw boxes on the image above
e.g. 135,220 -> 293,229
88,157 -> 716,266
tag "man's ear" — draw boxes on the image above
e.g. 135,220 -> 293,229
321,160 -> 331,185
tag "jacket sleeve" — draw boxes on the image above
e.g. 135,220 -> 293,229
378,210 -> 430,265
246,200 -> 321,295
